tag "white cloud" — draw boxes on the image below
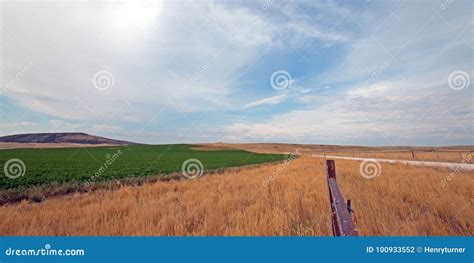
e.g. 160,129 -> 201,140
1,1 -> 268,120
242,94 -> 288,109
49,119 -> 82,132
0,121 -> 39,136
1,1 -> 471,146
222,0 -> 473,145
1,0 -> 351,123
225,70 -> 473,145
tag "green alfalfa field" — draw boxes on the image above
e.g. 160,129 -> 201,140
0,144 -> 286,191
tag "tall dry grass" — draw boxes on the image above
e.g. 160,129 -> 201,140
0,156 -> 472,236
202,143 -> 474,163
326,151 -> 473,163
335,159 -> 473,236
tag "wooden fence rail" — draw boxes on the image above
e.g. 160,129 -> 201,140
325,160 -> 359,236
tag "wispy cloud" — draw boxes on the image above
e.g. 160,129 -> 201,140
242,94 -> 288,109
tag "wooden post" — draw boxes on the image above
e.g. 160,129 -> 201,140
325,160 -> 359,236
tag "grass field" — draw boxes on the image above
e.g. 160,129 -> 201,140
0,144 -> 285,191
0,143 -> 472,236
206,143 -> 474,163
1,156 -> 471,236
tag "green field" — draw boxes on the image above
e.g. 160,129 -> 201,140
0,144 -> 285,190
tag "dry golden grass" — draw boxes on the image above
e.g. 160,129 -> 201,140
326,151 -> 474,163
0,156 -> 472,236
201,143 -> 474,163
335,160 -> 473,236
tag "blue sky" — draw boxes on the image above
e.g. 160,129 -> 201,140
1,0 -> 472,146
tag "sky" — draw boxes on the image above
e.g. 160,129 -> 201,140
0,0 -> 473,146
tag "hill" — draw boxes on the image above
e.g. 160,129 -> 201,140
0,132 -> 133,145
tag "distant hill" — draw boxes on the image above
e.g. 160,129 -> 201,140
0,133 -> 134,145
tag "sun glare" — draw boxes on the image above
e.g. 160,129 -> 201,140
112,1 -> 162,30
